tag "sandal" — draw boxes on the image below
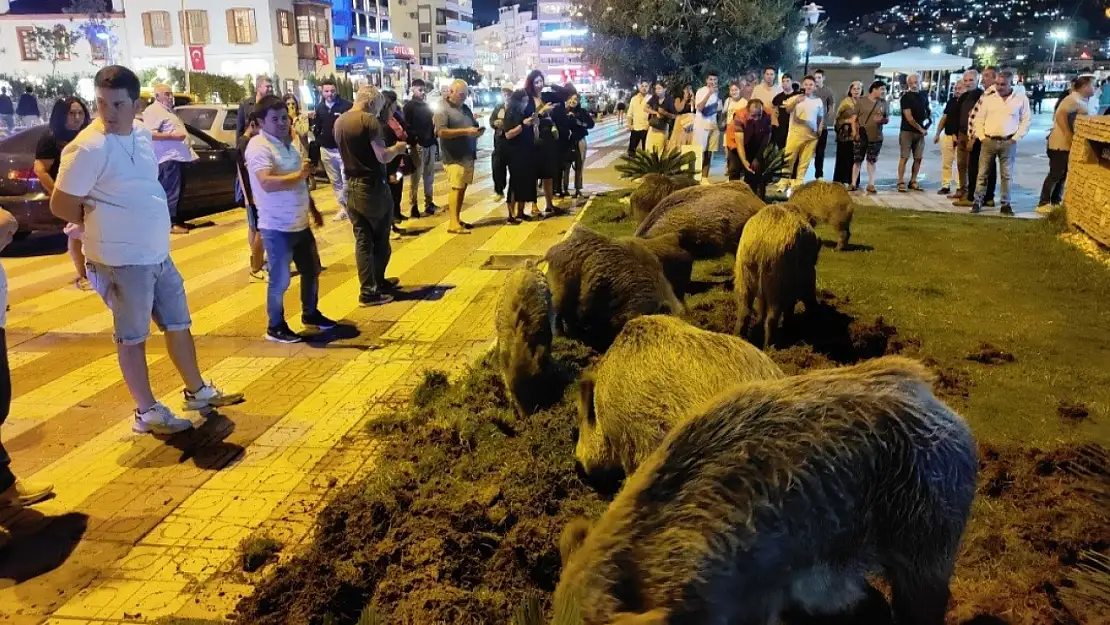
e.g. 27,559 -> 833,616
506,216 -> 521,225
909,182 -> 923,191
866,185 -> 878,194
897,182 -> 907,192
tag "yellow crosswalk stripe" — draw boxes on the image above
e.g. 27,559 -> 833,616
3,353 -> 165,440
29,356 -> 284,516
378,265 -> 500,343
6,350 -> 48,370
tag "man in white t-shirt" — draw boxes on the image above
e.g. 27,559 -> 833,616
50,65 -> 243,436
0,209 -> 53,540
143,83 -> 198,234
783,75 -> 826,183
692,72 -> 722,182
245,95 -> 335,343
752,66 -> 783,114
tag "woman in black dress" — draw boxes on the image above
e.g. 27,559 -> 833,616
379,90 -> 414,234
503,89 -> 538,224
33,96 -> 90,289
525,70 -> 560,216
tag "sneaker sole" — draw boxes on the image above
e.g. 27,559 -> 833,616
265,333 -> 304,344
0,489 -> 55,507
303,322 -> 339,330
132,421 -> 194,435
184,392 -> 245,411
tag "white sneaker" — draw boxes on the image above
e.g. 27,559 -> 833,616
183,382 -> 245,411
1035,204 -> 1054,214
699,177 -> 712,186
249,268 -> 266,282
332,209 -> 349,222
133,403 -> 194,435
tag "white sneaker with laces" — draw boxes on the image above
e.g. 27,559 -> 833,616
184,382 -> 245,411
133,403 -> 194,435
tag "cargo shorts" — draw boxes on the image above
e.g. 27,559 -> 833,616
86,256 -> 192,345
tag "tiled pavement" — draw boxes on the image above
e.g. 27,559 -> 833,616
0,119 -> 629,624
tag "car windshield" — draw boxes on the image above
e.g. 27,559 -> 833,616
177,108 -> 217,131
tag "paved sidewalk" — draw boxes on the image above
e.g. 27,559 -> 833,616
0,120 -> 629,624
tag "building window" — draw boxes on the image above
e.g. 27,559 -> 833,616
277,10 -> 294,45
226,8 -> 257,44
420,32 -> 430,44
16,27 -> 39,60
420,55 -> 431,65
381,19 -> 389,32
437,54 -> 448,64
90,34 -> 108,60
347,46 -> 356,56
436,32 -> 447,44
312,14 -> 330,45
435,8 -> 446,25
296,15 -> 310,42
141,11 -> 173,47
182,10 -> 210,45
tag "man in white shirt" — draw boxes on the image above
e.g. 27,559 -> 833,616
692,72 -> 722,182
626,81 -> 651,156
0,208 -> 53,535
783,75 -> 825,183
143,83 -> 198,234
971,69 -> 1031,216
246,95 -> 335,343
752,66 -> 783,114
49,65 -> 242,435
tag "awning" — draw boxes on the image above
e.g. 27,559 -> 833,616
862,47 -> 972,74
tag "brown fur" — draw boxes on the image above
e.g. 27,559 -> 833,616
576,315 -> 784,477
554,357 -> 978,625
545,224 -> 683,351
788,180 -> 855,251
623,233 -> 694,299
495,261 -> 554,417
629,174 -> 697,226
734,203 -> 820,347
633,181 -> 766,259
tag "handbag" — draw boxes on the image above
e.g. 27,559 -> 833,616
857,101 -> 878,143
836,123 -> 854,143
649,115 -> 669,132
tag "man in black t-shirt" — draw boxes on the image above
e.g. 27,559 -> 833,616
897,74 -> 930,192
932,80 -> 965,196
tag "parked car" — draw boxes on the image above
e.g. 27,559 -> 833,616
173,104 -> 239,146
0,124 -> 240,238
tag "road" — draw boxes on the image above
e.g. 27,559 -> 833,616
0,110 -> 1055,623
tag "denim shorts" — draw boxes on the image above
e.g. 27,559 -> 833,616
86,257 -> 192,345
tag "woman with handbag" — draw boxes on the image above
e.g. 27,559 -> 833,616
645,82 -> 675,154
559,92 -> 595,198
834,81 -> 862,187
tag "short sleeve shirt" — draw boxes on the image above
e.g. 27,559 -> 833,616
789,95 -> 824,139
433,102 -> 478,165
54,119 -> 171,266
899,91 -> 930,133
942,97 -> 961,135
694,86 -> 720,130
1048,92 -> 1088,151
245,130 -> 309,232
140,101 -> 198,163
333,109 -> 385,183
854,97 -> 888,141
34,132 -> 63,180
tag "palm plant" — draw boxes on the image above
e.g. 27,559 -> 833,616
615,147 -> 696,179
749,143 -> 788,200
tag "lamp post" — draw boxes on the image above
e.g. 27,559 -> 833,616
1049,29 -> 1069,76
801,3 -> 823,77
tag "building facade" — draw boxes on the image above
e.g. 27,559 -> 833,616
534,0 -> 589,86
329,0 -> 417,86
390,0 -> 475,78
0,0 -> 130,79
474,4 -> 537,86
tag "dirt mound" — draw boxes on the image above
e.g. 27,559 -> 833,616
951,443 -> 1110,624
235,339 -> 606,625
1057,400 -> 1090,423
966,343 -> 1016,365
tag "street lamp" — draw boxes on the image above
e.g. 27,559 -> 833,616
1049,29 -> 1069,75
801,3 -> 823,76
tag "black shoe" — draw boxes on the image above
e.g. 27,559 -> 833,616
301,311 -> 338,329
985,199 -> 996,208
266,324 -> 303,343
424,202 -> 438,216
359,292 -> 395,307
1000,204 -> 1014,216
394,212 -> 407,222
969,203 -> 982,214
382,277 -> 401,290
410,207 -> 421,219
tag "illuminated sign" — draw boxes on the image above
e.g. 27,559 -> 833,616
541,27 -> 587,40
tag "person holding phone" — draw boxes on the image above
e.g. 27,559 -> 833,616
433,79 -> 484,234
525,70 -> 561,216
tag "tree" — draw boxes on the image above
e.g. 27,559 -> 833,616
67,0 -> 115,67
449,67 -> 483,86
28,25 -> 83,77
578,0 -> 798,86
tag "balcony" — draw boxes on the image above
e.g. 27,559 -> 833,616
446,18 -> 473,32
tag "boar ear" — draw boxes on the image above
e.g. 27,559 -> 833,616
578,376 -> 597,428
559,517 -> 593,565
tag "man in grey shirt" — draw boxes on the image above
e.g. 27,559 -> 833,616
812,69 -> 836,179
852,81 -> 890,194
433,80 -> 484,234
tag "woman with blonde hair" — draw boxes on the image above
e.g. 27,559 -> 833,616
833,81 -> 862,187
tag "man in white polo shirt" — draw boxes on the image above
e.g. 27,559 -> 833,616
246,95 -> 336,343
970,69 -> 1031,216
782,75 -> 825,184
692,71 -> 721,183
143,83 -> 198,234
50,65 -> 243,436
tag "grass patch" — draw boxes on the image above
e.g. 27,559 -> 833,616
239,534 -> 283,573
239,196 -> 1110,624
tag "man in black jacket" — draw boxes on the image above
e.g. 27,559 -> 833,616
312,78 -> 352,220
488,87 -> 513,200
953,68 -> 997,208
402,79 -> 438,217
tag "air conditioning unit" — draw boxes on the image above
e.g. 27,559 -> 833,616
404,31 -> 412,38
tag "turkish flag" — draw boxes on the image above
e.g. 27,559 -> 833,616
189,45 -> 206,71
315,43 -> 329,65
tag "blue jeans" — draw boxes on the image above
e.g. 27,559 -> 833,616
0,329 -> 14,493
409,144 -> 437,210
975,138 -> 1017,205
158,160 -> 184,221
86,257 -> 192,345
259,228 -> 320,329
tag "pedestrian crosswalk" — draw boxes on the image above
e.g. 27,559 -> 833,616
0,115 -> 633,623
